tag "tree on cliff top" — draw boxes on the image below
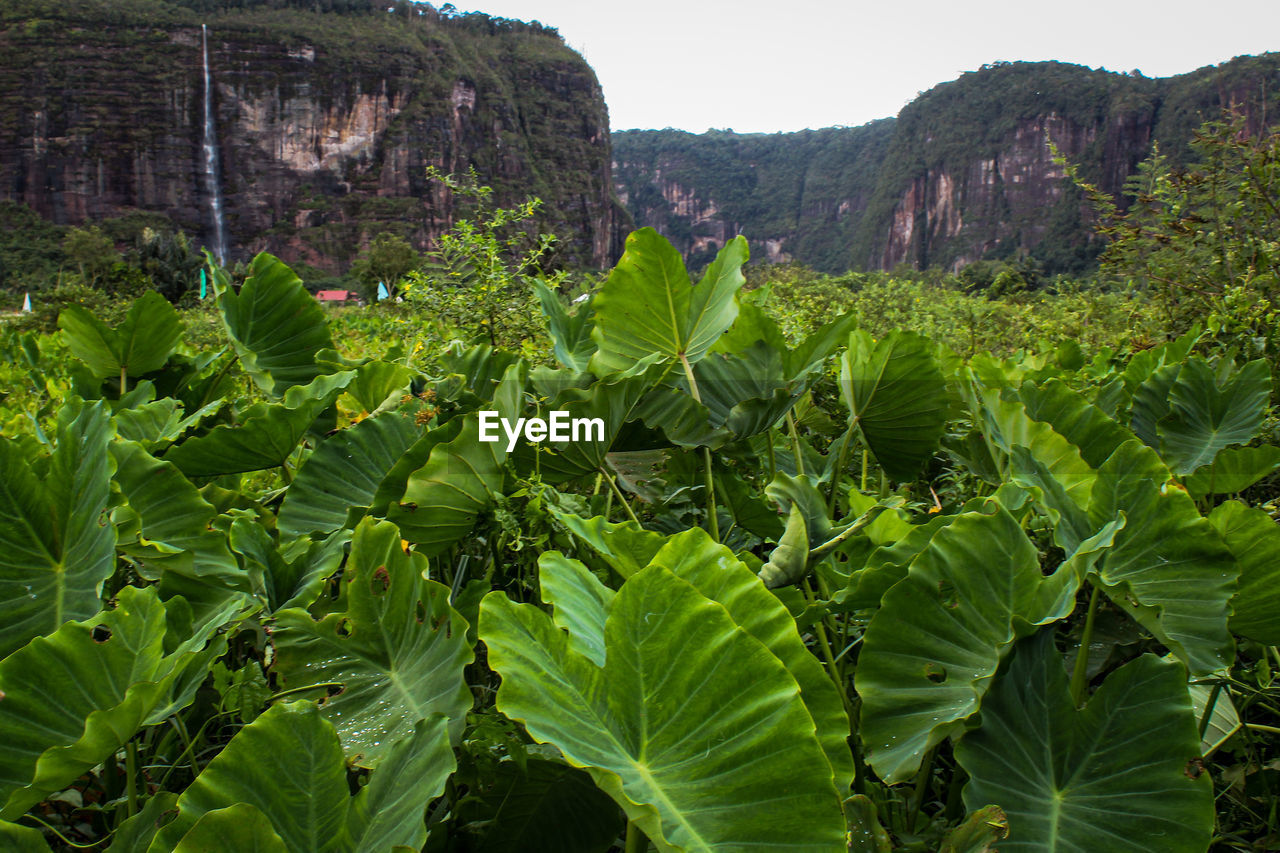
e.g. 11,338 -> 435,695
1064,111 -> 1280,355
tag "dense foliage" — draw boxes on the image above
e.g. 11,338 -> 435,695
1065,114 -> 1280,354
0,222 -> 1276,851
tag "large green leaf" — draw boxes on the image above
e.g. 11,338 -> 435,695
163,371 -> 355,477
630,381 -> 732,449
59,291 -> 182,381
0,819 -> 51,852
113,397 -> 223,450
227,518 -> 347,612
1188,674 -> 1241,756
0,586 -> 230,820
699,305 -> 858,439
342,360 -> 412,414
479,565 -> 847,852
537,552 -> 613,666
272,519 -> 473,765
1128,361 -> 1181,448
837,512 -> 956,611
1087,440 -> 1237,675
838,330 -> 947,482
709,297 -> 788,358
646,528 -> 855,789
1016,378 -> 1132,469
277,413 -> 421,540
939,806 -> 1009,853
546,507 -> 665,580
968,370 -> 1096,541
590,228 -> 745,374
172,804 -> 288,853
1006,446 -> 1094,552
0,399 -> 115,658
534,364 -> 663,483
856,505 -> 1086,783
1157,357 -> 1270,474
217,253 -> 335,395
107,792 -> 179,852
385,413 -> 504,555
151,701 -> 454,853
1184,444 -> 1280,499
1208,500 -> 1280,645
693,343 -> 794,438
111,441 -> 240,579
534,279 -> 596,371
955,631 -> 1213,852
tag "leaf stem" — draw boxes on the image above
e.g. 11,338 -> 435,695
196,350 -> 239,410
169,714 -> 202,777
808,504 -> 895,562
625,820 -> 646,853
827,425 -> 855,515
17,813 -> 108,849
1198,683 -> 1223,740
679,353 -> 719,541
601,467 -> 640,524
701,446 -> 720,542
1070,584 -> 1101,707
125,739 -> 140,818
766,429 -> 776,482
268,681 -> 345,703
907,743 -> 938,830
802,579 -> 852,715
786,412 -> 806,477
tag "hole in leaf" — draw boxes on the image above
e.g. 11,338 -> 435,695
319,683 -> 346,706
1184,758 -> 1205,779
415,600 -> 426,624
371,566 -> 390,595
336,618 -> 353,638
937,580 -> 960,609
91,625 -> 112,644
923,662 -> 947,683
399,501 -> 418,513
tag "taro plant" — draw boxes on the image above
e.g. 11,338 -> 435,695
0,228 -> 1276,851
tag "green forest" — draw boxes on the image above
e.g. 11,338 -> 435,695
613,54 -> 1280,276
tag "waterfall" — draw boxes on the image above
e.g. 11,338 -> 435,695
201,24 -> 228,263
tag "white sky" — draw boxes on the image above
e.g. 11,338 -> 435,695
446,0 -> 1280,133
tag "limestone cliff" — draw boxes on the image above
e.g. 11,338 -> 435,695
613,54 -> 1280,274
0,0 -> 623,270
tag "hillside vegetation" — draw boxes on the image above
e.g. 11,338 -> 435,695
614,54 -> 1280,275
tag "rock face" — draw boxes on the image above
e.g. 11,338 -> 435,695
614,55 -> 1280,274
0,2 -> 624,270
612,122 -> 893,273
